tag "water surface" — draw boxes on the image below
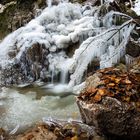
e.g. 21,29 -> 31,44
0,85 -> 80,133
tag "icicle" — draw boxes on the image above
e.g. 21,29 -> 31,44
59,59 -> 73,84
68,37 -> 107,86
9,125 -> 20,135
47,0 -> 52,8
69,19 -> 135,86
100,0 -> 104,5
125,54 -> 136,68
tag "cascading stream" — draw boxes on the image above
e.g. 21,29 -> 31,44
0,2 -> 100,86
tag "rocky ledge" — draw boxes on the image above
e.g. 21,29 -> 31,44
77,67 -> 140,138
0,120 -> 105,140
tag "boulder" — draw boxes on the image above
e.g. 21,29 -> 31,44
77,67 -> 140,138
0,43 -> 49,86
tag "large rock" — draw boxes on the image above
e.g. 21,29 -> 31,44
77,67 -> 140,138
0,43 -> 49,86
0,0 -> 46,39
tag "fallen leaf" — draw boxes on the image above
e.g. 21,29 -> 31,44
108,83 -> 115,87
115,78 -> 121,83
98,89 -> 107,96
71,135 -> 78,140
93,94 -> 102,102
125,79 -> 132,84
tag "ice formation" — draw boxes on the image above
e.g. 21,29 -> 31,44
0,2 -> 99,86
0,1 -> 135,87
47,0 -> 52,7
69,19 -> 134,86
132,0 -> 140,15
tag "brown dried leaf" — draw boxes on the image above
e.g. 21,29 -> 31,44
122,96 -> 130,102
86,87 -> 93,93
97,89 -> 107,96
71,135 -> 78,140
126,85 -> 133,91
125,79 -> 132,84
108,83 -> 115,87
115,78 -> 121,83
103,79 -> 110,84
86,87 -> 96,93
136,102 -> 140,108
93,94 -> 102,102
107,92 -> 114,97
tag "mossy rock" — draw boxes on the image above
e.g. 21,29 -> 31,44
0,0 -> 46,40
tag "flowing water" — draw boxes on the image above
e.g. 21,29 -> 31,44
0,85 -> 80,133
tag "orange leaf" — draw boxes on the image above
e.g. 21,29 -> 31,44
94,94 -> 102,102
125,79 -> 131,84
98,89 -> 107,96
115,78 -> 121,83
108,83 -> 115,87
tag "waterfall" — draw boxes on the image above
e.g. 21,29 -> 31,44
0,1 -> 135,89
51,67 -> 54,83
0,2 -> 98,86
59,59 -> 73,84
60,68 -> 69,84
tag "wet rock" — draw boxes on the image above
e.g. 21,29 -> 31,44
14,124 -> 57,140
77,67 -> 140,137
0,128 -> 7,140
130,58 -> 140,74
0,43 -> 49,86
126,39 -> 140,58
8,120 -> 104,140
125,38 -> 140,69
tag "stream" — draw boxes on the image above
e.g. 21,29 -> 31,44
0,84 -> 80,133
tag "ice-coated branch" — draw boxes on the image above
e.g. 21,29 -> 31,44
69,19 -> 135,87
